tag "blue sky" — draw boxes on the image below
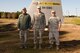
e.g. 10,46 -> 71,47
62,0 -> 80,16
0,0 -> 80,16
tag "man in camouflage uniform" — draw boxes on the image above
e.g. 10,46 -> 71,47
32,6 -> 46,49
48,10 -> 62,50
17,8 -> 31,48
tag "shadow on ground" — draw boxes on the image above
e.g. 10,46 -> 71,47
0,23 -> 17,32
59,31 -> 70,35
60,40 -> 80,48
0,39 -> 80,53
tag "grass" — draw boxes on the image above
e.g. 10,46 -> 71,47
64,17 -> 80,25
72,18 -> 80,25
0,18 -> 80,53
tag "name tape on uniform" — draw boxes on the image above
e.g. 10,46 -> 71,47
33,2 -> 61,6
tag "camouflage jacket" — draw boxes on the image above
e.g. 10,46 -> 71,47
32,12 -> 46,29
48,16 -> 61,31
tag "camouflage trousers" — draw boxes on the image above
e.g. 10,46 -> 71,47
49,30 -> 60,46
33,29 -> 44,45
19,30 -> 28,47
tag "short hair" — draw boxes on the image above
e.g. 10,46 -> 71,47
37,6 -> 41,9
22,7 -> 27,11
51,10 -> 56,14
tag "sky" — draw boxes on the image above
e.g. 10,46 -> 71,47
62,0 -> 80,16
0,0 -> 80,16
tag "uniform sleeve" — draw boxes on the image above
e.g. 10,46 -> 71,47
31,14 -> 35,26
57,17 -> 61,22
57,17 -> 62,29
28,15 -> 31,27
48,18 -> 50,30
43,14 -> 46,27
48,18 -> 50,25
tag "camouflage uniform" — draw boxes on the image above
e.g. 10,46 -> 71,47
18,14 -> 31,48
48,16 -> 61,46
32,12 -> 46,45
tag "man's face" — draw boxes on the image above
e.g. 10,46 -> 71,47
22,9 -> 27,14
51,12 -> 56,16
37,8 -> 41,13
